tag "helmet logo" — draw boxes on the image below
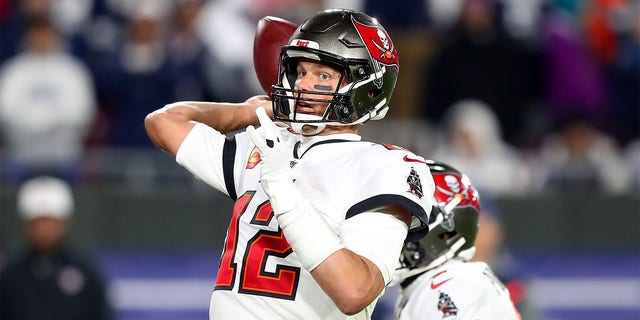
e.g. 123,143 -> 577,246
433,173 -> 481,212
444,175 -> 461,193
377,29 -> 389,50
406,167 -> 423,199
288,38 -> 320,50
376,28 -> 396,61
353,20 -> 399,66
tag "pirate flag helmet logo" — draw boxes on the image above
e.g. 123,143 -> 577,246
353,20 -> 399,66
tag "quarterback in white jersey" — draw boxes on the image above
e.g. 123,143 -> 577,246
393,161 -> 520,320
146,9 -> 434,320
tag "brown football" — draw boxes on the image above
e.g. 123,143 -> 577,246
253,16 -> 297,95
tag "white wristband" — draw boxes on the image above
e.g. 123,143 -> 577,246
266,181 -> 344,271
279,201 -> 344,271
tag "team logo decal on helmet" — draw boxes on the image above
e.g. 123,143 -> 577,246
437,292 -> 459,317
353,20 -> 399,66
444,175 -> 461,193
271,9 -> 400,134
433,173 -> 480,211
406,167 -> 423,199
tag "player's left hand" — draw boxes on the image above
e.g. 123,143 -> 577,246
246,107 -> 294,211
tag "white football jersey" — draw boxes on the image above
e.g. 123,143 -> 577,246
395,260 -> 521,320
176,123 -> 434,320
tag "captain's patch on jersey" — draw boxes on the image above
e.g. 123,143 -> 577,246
437,292 -> 459,317
406,167 -> 423,198
246,146 -> 261,169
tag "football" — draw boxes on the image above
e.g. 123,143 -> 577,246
253,16 -> 298,95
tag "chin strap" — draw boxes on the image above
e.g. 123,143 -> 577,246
287,113 -> 325,136
290,122 -> 326,136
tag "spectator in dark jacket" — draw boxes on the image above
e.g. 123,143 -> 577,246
0,176 -> 113,320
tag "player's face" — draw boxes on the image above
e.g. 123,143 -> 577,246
26,217 -> 67,253
293,59 -> 346,117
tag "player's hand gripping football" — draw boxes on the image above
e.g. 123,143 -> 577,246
246,107 -> 296,213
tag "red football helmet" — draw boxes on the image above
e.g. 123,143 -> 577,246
395,160 -> 481,283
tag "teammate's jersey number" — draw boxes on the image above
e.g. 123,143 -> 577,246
214,191 -> 301,300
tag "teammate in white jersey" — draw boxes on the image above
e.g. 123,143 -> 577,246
145,9 -> 435,319
392,160 -> 521,320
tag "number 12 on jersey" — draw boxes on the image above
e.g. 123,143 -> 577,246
215,191 -> 301,300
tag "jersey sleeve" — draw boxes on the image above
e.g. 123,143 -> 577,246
337,147 -> 435,283
345,148 -> 435,241
176,123 -> 251,199
340,211 -> 408,284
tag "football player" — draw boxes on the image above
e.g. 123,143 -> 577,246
392,160 -> 521,319
145,9 -> 434,319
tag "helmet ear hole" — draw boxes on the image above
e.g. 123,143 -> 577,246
355,67 -> 368,79
402,242 -> 425,269
368,88 -> 382,99
439,231 -> 457,241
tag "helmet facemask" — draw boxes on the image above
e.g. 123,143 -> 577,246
272,53 -> 349,135
272,50 -> 389,135
270,9 -> 399,135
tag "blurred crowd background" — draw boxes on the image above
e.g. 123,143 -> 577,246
0,0 -> 638,195
0,0 -> 638,320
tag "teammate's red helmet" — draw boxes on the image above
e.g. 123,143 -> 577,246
395,160 -> 481,282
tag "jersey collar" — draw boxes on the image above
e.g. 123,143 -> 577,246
294,133 -> 361,159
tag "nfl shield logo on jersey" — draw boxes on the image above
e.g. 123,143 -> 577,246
246,147 -> 262,169
437,292 -> 459,317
